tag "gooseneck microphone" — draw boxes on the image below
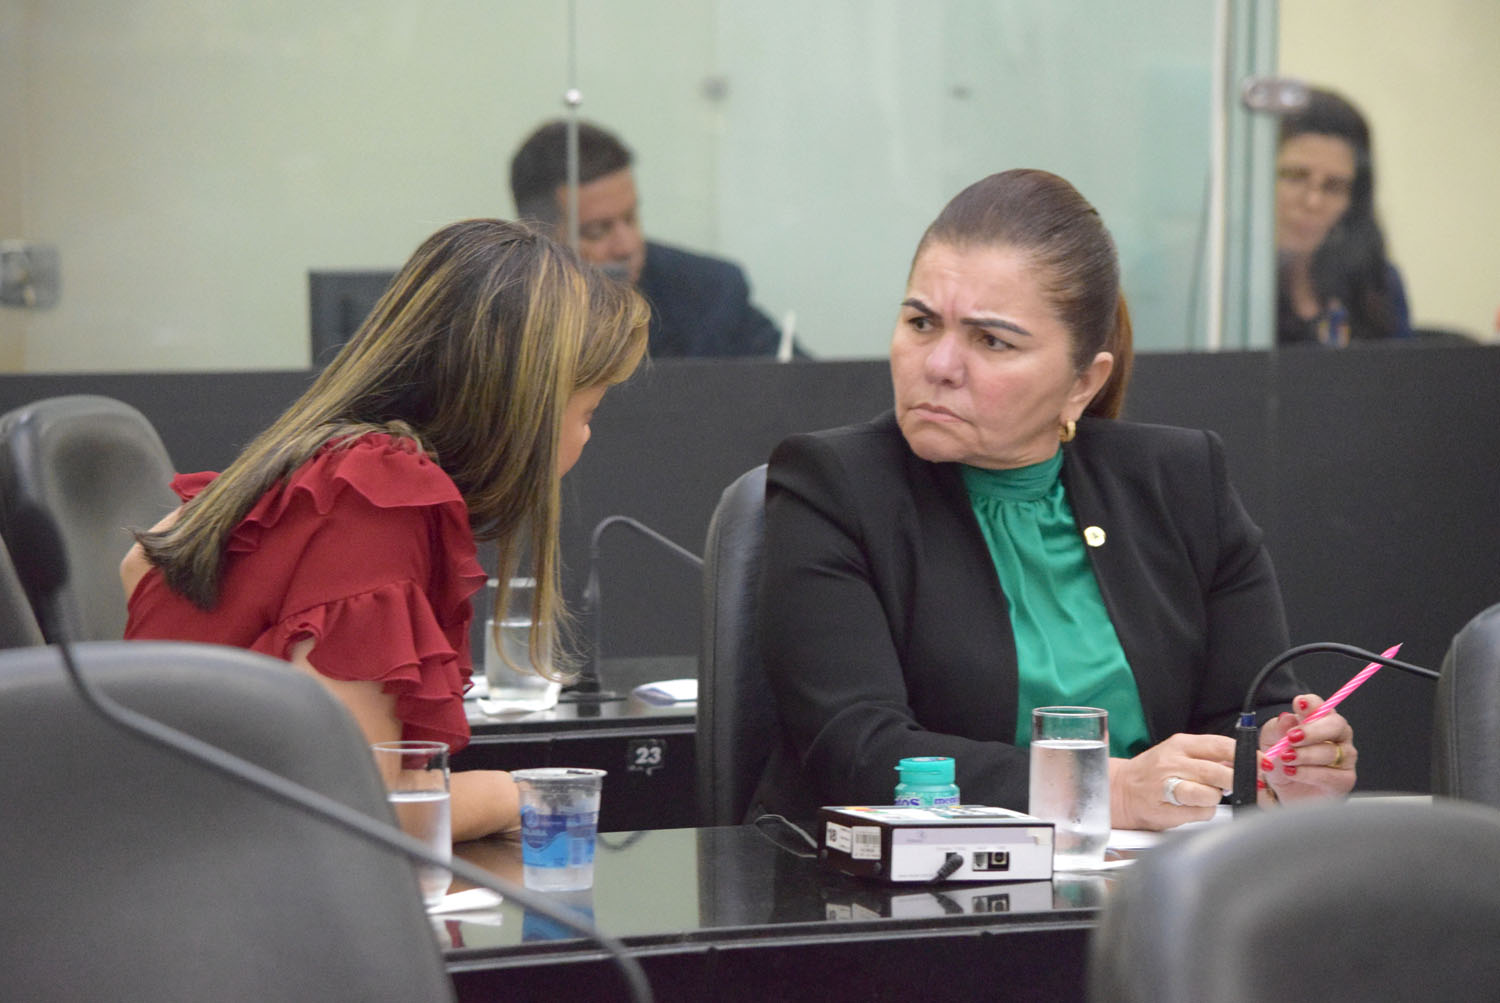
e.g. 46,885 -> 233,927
577,514 -> 703,701
10,502 -> 652,1003
1230,642 -> 1439,814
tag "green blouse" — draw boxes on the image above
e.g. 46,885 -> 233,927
960,451 -> 1150,758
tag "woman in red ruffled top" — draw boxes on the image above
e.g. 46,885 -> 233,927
120,219 -> 648,840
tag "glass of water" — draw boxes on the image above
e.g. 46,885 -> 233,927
1028,706 -> 1110,871
371,740 -> 451,908
483,576 -> 561,713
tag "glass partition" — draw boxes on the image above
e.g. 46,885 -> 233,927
1,2 -> 1491,374
712,0 -> 1239,358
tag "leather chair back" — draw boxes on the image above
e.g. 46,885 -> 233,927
1089,797 -> 1500,1003
0,533 -> 43,647
0,394 -> 178,641
698,464 -> 775,826
0,640 -> 454,1002
1432,601 -> 1500,807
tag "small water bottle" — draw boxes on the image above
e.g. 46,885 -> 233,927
893,756 -> 960,808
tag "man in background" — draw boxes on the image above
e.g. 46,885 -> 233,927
510,120 -> 792,359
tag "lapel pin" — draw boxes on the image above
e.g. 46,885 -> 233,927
1083,526 -> 1106,548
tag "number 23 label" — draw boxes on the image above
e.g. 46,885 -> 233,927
627,738 -> 666,775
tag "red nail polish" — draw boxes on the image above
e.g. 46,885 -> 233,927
1280,749 -> 1297,762
1284,765 -> 1298,776
1257,778 -> 1268,790
1297,698 -> 1309,711
1287,727 -> 1305,744
1261,757 -> 1274,773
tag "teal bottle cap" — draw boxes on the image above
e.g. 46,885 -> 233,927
895,756 -> 955,783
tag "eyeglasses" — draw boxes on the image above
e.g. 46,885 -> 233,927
1276,166 -> 1354,201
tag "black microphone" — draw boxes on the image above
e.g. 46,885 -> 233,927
8,502 -> 652,1003
1230,642 -> 1440,815
575,515 -> 703,703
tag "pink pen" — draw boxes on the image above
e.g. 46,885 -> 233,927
1262,643 -> 1402,764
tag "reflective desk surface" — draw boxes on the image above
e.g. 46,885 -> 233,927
440,797 -> 1430,1000
441,824 -> 1106,1001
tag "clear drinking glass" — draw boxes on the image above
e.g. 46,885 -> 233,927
483,576 -> 561,713
1028,706 -> 1110,870
371,740 -> 452,908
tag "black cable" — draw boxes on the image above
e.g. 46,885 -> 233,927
930,852 -> 964,883
927,889 -> 965,914
1238,641 -> 1438,716
752,813 -> 819,858
1231,641 -> 1438,812
580,515 -> 703,697
596,830 -> 649,852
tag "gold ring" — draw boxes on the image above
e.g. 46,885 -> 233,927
1329,742 -> 1345,769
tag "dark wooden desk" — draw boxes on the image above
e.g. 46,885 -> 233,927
442,825 -> 1106,1002
452,656 -> 698,832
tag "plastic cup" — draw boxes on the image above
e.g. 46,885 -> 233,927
1028,706 -> 1110,870
371,740 -> 452,908
513,767 -> 606,891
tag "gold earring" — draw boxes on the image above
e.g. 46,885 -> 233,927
1059,419 -> 1076,443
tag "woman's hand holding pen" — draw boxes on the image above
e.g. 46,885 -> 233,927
1257,695 -> 1358,803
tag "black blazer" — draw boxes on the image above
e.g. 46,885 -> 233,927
752,412 -> 1299,821
636,241 -> 782,358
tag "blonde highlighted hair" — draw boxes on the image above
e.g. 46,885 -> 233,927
136,218 -> 648,676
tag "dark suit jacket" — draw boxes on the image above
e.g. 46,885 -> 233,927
636,241 -> 783,358
752,412 -> 1299,821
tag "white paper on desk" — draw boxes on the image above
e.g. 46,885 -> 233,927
476,697 -> 548,718
428,887 -> 505,920
631,678 -> 698,705
1108,804 -> 1232,852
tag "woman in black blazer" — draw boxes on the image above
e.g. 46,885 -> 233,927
755,170 -> 1358,830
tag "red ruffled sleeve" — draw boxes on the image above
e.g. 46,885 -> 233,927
171,470 -> 217,502
260,580 -> 476,751
159,435 -> 485,751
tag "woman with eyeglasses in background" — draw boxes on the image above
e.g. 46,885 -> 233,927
1275,87 -> 1410,347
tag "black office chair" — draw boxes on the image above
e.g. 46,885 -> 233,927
1432,601 -> 1500,808
1088,798 -> 1500,1003
0,394 -> 178,641
0,533 -> 44,647
698,464 -> 777,826
0,640 -> 454,1002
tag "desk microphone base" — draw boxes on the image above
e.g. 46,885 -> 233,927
558,689 -> 626,704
